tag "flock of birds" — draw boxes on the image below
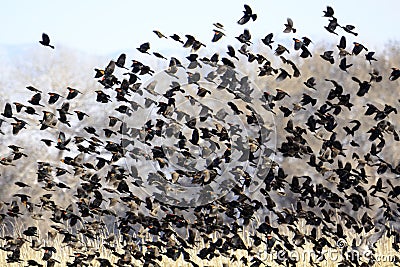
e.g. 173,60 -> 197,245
1,4 -> 400,267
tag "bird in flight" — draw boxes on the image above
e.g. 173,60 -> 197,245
39,33 -> 54,49
237,4 -> 257,25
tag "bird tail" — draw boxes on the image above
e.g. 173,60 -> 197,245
50,45 -> 55,49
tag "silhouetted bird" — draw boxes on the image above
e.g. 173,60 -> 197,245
104,60 -> 115,77
341,24 -> 358,36
261,33 -> 274,49
170,34 -> 184,44
66,87 -> 82,100
153,30 -> 167,38
320,51 -> 335,64
28,93 -> 44,107
339,57 -> 353,72
352,42 -> 368,55
39,33 -> 54,49
116,53 -> 128,69
389,67 -> 400,81
283,18 -> 296,33
213,22 -> 224,30
137,42 -> 151,54
337,36 -> 351,57
304,77 -> 317,89
48,92 -> 62,105
237,4 -> 257,25
325,17 -> 340,35
323,6 -> 334,17
212,30 -> 225,42
365,52 -> 377,64
2,103 -> 13,118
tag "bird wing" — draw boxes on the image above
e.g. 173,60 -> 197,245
244,4 -> 252,14
140,42 -> 150,50
287,18 -> 293,27
42,33 -> 50,43
338,36 -> 346,49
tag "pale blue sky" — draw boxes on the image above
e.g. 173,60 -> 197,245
1,0 -> 399,56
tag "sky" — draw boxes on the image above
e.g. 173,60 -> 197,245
0,0 -> 399,57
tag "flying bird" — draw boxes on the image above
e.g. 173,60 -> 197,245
116,53 -> 128,69
341,25 -> 358,36
337,36 -> 351,57
236,29 -> 252,45
213,22 -> 225,30
365,52 -> 377,64
323,6 -> 334,17
352,42 -> 368,55
39,33 -> 54,49
137,42 -> 151,54
320,50 -> 335,64
283,18 -> 296,33
153,30 -> 167,38
212,30 -> 225,42
339,57 -> 353,72
237,4 -> 257,25
389,67 -> 400,81
1,103 -> 13,118
304,77 -> 317,90
261,33 -> 274,49
325,17 -> 340,35
170,34 -> 184,44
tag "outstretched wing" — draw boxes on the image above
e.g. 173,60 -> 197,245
244,4 -> 252,14
42,33 -> 50,44
287,18 -> 293,27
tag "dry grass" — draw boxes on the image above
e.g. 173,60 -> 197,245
1,219 -> 399,267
